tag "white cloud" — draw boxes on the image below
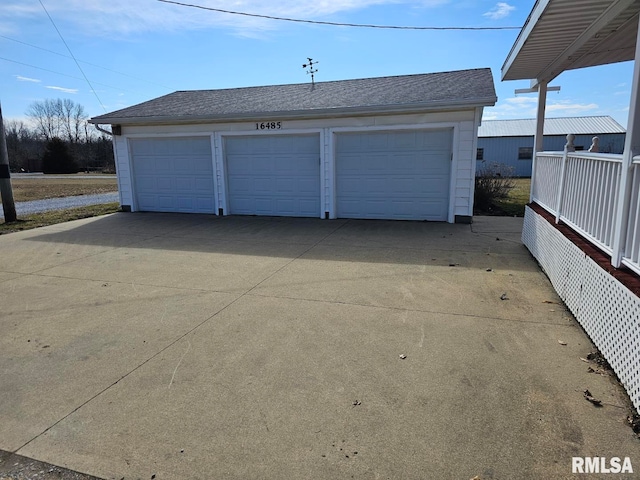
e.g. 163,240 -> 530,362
546,102 -> 598,113
46,85 -> 79,94
505,96 -> 537,104
0,0 -> 450,36
483,97 -> 600,121
15,75 -> 41,83
483,2 -> 515,20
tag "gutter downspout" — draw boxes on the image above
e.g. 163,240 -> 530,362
94,124 -> 113,136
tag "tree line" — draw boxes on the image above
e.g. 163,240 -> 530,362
5,98 -> 115,174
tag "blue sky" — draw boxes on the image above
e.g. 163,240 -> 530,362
0,0 -> 634,128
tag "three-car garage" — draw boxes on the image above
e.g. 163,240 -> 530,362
92,68 -> 497,223
128,128 -> 454,221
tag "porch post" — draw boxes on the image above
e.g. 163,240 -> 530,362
530,81 -> 548,202
611,16 -> 640,268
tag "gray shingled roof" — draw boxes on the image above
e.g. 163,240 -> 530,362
90,68 -> 496,125
479,116 -> 626,137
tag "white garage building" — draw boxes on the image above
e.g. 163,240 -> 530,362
90,68 -> 496,223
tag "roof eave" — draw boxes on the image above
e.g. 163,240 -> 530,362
89,98 -> 497,126
501,0 -> 551,82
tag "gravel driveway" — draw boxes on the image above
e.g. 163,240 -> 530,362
0,193 -> 119,219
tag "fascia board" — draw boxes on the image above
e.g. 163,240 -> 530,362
89,97 -> 497,126
501,0 -> 551,81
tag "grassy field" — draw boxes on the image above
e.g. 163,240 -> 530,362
0,175 -> 120,234
9,176 -> 118,202
493,178 -> 531,216
0,203 -> 121,234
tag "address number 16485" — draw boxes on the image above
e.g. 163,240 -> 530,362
256,121 -> 282,130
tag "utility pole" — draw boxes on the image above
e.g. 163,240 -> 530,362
0,101 -> 17,222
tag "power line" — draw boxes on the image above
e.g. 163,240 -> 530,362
38,0 -> 107,112
157,0 -> 522,30
0,34 -> 174,90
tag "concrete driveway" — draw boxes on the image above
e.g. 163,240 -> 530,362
0,214 -> 637,480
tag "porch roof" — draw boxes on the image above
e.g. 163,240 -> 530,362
502,0 -> 640,84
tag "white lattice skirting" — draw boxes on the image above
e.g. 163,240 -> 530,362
522,206 -> 640,413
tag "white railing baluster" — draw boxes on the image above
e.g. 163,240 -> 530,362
532,150 -> 637,266
594,160 -> 605,241
622,159 -> 640,274
555,135 -> 574,223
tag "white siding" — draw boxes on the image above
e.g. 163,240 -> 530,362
453,119 -> 477,218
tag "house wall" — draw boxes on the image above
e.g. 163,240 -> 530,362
115,109 -> 479,222
477,133 -> 626,177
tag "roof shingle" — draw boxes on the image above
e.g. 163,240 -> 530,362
90,68 -> 496,125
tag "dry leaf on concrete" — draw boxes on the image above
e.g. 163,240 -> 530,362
583,389 -> 603,406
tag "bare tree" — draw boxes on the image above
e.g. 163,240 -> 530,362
27,99 -> 61,140
60,98 -> 87,143
20,99 -> 114,173
5,120 -> 41,171
26,98 -> 87,142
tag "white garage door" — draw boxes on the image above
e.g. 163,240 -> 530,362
225,134 -> 321,217
130,137 -> 215,214
336,129 -> 452,221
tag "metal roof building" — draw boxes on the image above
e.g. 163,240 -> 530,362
476,116 -> 626,177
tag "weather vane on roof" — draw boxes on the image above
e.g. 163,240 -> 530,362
302,58 -> 318,85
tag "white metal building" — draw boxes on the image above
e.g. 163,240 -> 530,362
477,116 -> 626,177
89,68 -> 496,223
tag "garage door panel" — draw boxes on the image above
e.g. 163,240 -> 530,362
156,177 -> 173,190
275,178 -> 295,193
194,178 -> 214,192
175,178 -> 191,190
157,196 -> 174,209
177,197 -> 194,210
336,129 -> 452,221
298,178 -> 318,193
130,137 -> 214,214
226,134 -> 320,217
254,178 -> 273,193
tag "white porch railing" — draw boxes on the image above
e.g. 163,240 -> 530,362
623,156 -> 640,271
531,138 -> 640,276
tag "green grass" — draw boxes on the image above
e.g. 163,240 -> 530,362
0,203 -> 120,235
493,178 -> 531,216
